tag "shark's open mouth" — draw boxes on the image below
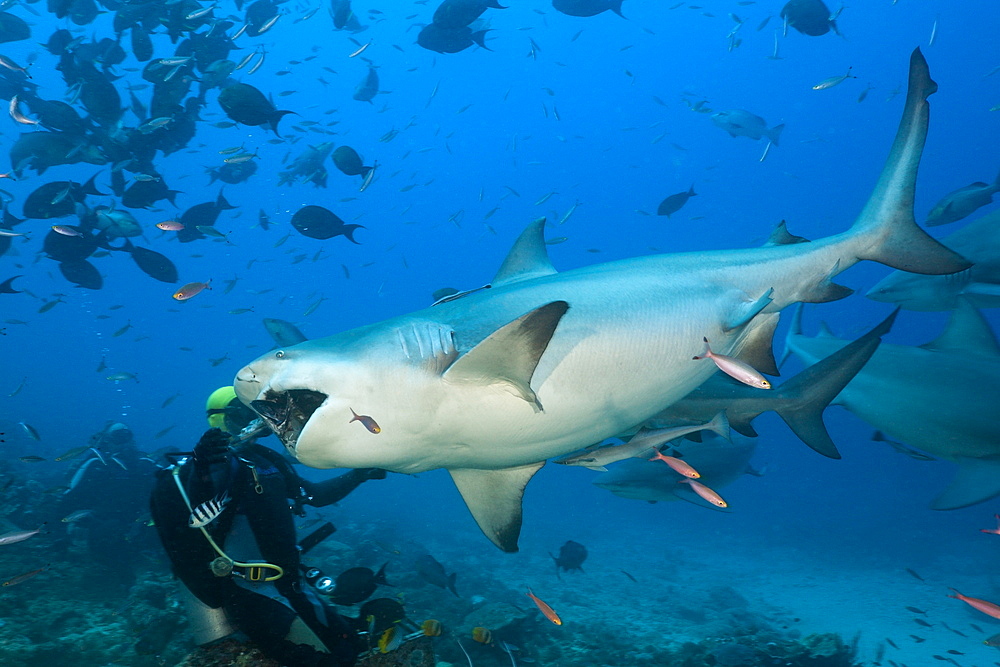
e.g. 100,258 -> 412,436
250,389 -> 327,451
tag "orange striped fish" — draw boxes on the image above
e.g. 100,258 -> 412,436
526,588 -> 562,625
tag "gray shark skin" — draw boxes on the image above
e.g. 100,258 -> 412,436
647,309 -> 896,459
868,209 -> 1000,311
785,300 -> 1000,510
235,49 -> 968,552
593,434 -> 757,510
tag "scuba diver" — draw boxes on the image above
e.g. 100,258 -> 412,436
55,421 -> 160,589
150,386 -> 388,667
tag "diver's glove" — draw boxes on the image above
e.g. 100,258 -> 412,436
359,468 -> 387,480
193,428 -> 231,468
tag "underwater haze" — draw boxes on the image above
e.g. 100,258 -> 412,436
2,0 -> 1000,666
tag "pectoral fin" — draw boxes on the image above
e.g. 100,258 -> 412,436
733,312 -> 780,376
444,301 -> 568,410
723,288 -> 773,331
449,462 -> 546,552
931,458 -> 1000,510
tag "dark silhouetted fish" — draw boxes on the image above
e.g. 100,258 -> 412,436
178,190 -> 237,243
353,67 -> 379,103
780,0 -> 841,37
331,0 -> 367,33
278,142 -> 333,187
328,563 -> 389,605
332,146 -> 373,177
290,205 -> 363,242
22,180 -> 90,219
122,178 -> 180,209
712,109 -> 784,145
263,318 -> 308,347
657,186 -> 697,218
43,228 -> 99,263
415,555 -> 459,597
552,0 -> 625,18
208,160 -> 258,185
130,25 -> 153,62
26,98 -> 89,134
10,132 -> 106,177
0,12 -> 30,43
123,240 -> 178,283
60,259 -> 103,289
417,23 -> 491,54
244,0 -> 280,37
550,540 -> 587,579
433,0 -> 507,29
218,83 -> 294,135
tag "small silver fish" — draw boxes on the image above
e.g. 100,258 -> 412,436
812,67 -> 857,91
189,492 -> 231,528
0,523 -> 46,546
18,421 -> 40,441
693,337 -> 771,389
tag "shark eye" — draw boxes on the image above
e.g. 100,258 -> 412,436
275,350 -> 285,359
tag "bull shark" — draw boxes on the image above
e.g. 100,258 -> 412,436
592,434 -> 758,510
868,209 -> 1000,311
785,300 -> 1000,510
234,49 -> 969,552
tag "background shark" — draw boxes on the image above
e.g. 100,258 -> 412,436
592,434 -> 758,510
868,209 -> 1000,311
784,300 -> 1000,511
235,49 -> 969,552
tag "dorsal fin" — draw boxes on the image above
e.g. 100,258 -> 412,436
491,218 -> 557,288
763,220 -> 809,246
921,298 -> 1000,357
816,321 -> 837,338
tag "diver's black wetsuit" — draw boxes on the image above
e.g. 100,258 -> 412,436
150,437 -> 381,667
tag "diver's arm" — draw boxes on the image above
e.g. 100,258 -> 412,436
189,428 -> 233,496
301,468 -> 385,507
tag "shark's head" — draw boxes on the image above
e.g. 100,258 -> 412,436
867,270 -> 959,312
235,344 -> 401,469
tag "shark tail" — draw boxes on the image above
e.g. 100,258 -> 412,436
849,49 -> 971,276
775,306 -> 898,458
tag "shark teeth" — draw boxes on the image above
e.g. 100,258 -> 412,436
251,388 -> 327,451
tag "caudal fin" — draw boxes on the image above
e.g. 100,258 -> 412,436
774,307 -> 897,458
850,49 -> 971,276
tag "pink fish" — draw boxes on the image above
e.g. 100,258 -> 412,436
948,589 -> 1000,620
157,220 -> 184,231
649,451 -> 700,478
693,337 -> 771,389
980,514 -> 1000,535
680,479 -> 727,507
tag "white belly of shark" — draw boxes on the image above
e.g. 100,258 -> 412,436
235,49 -> 969,552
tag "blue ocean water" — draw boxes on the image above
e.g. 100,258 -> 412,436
2,1 -> 1000,665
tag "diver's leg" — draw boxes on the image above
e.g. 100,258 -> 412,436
224,588 -> 356,667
